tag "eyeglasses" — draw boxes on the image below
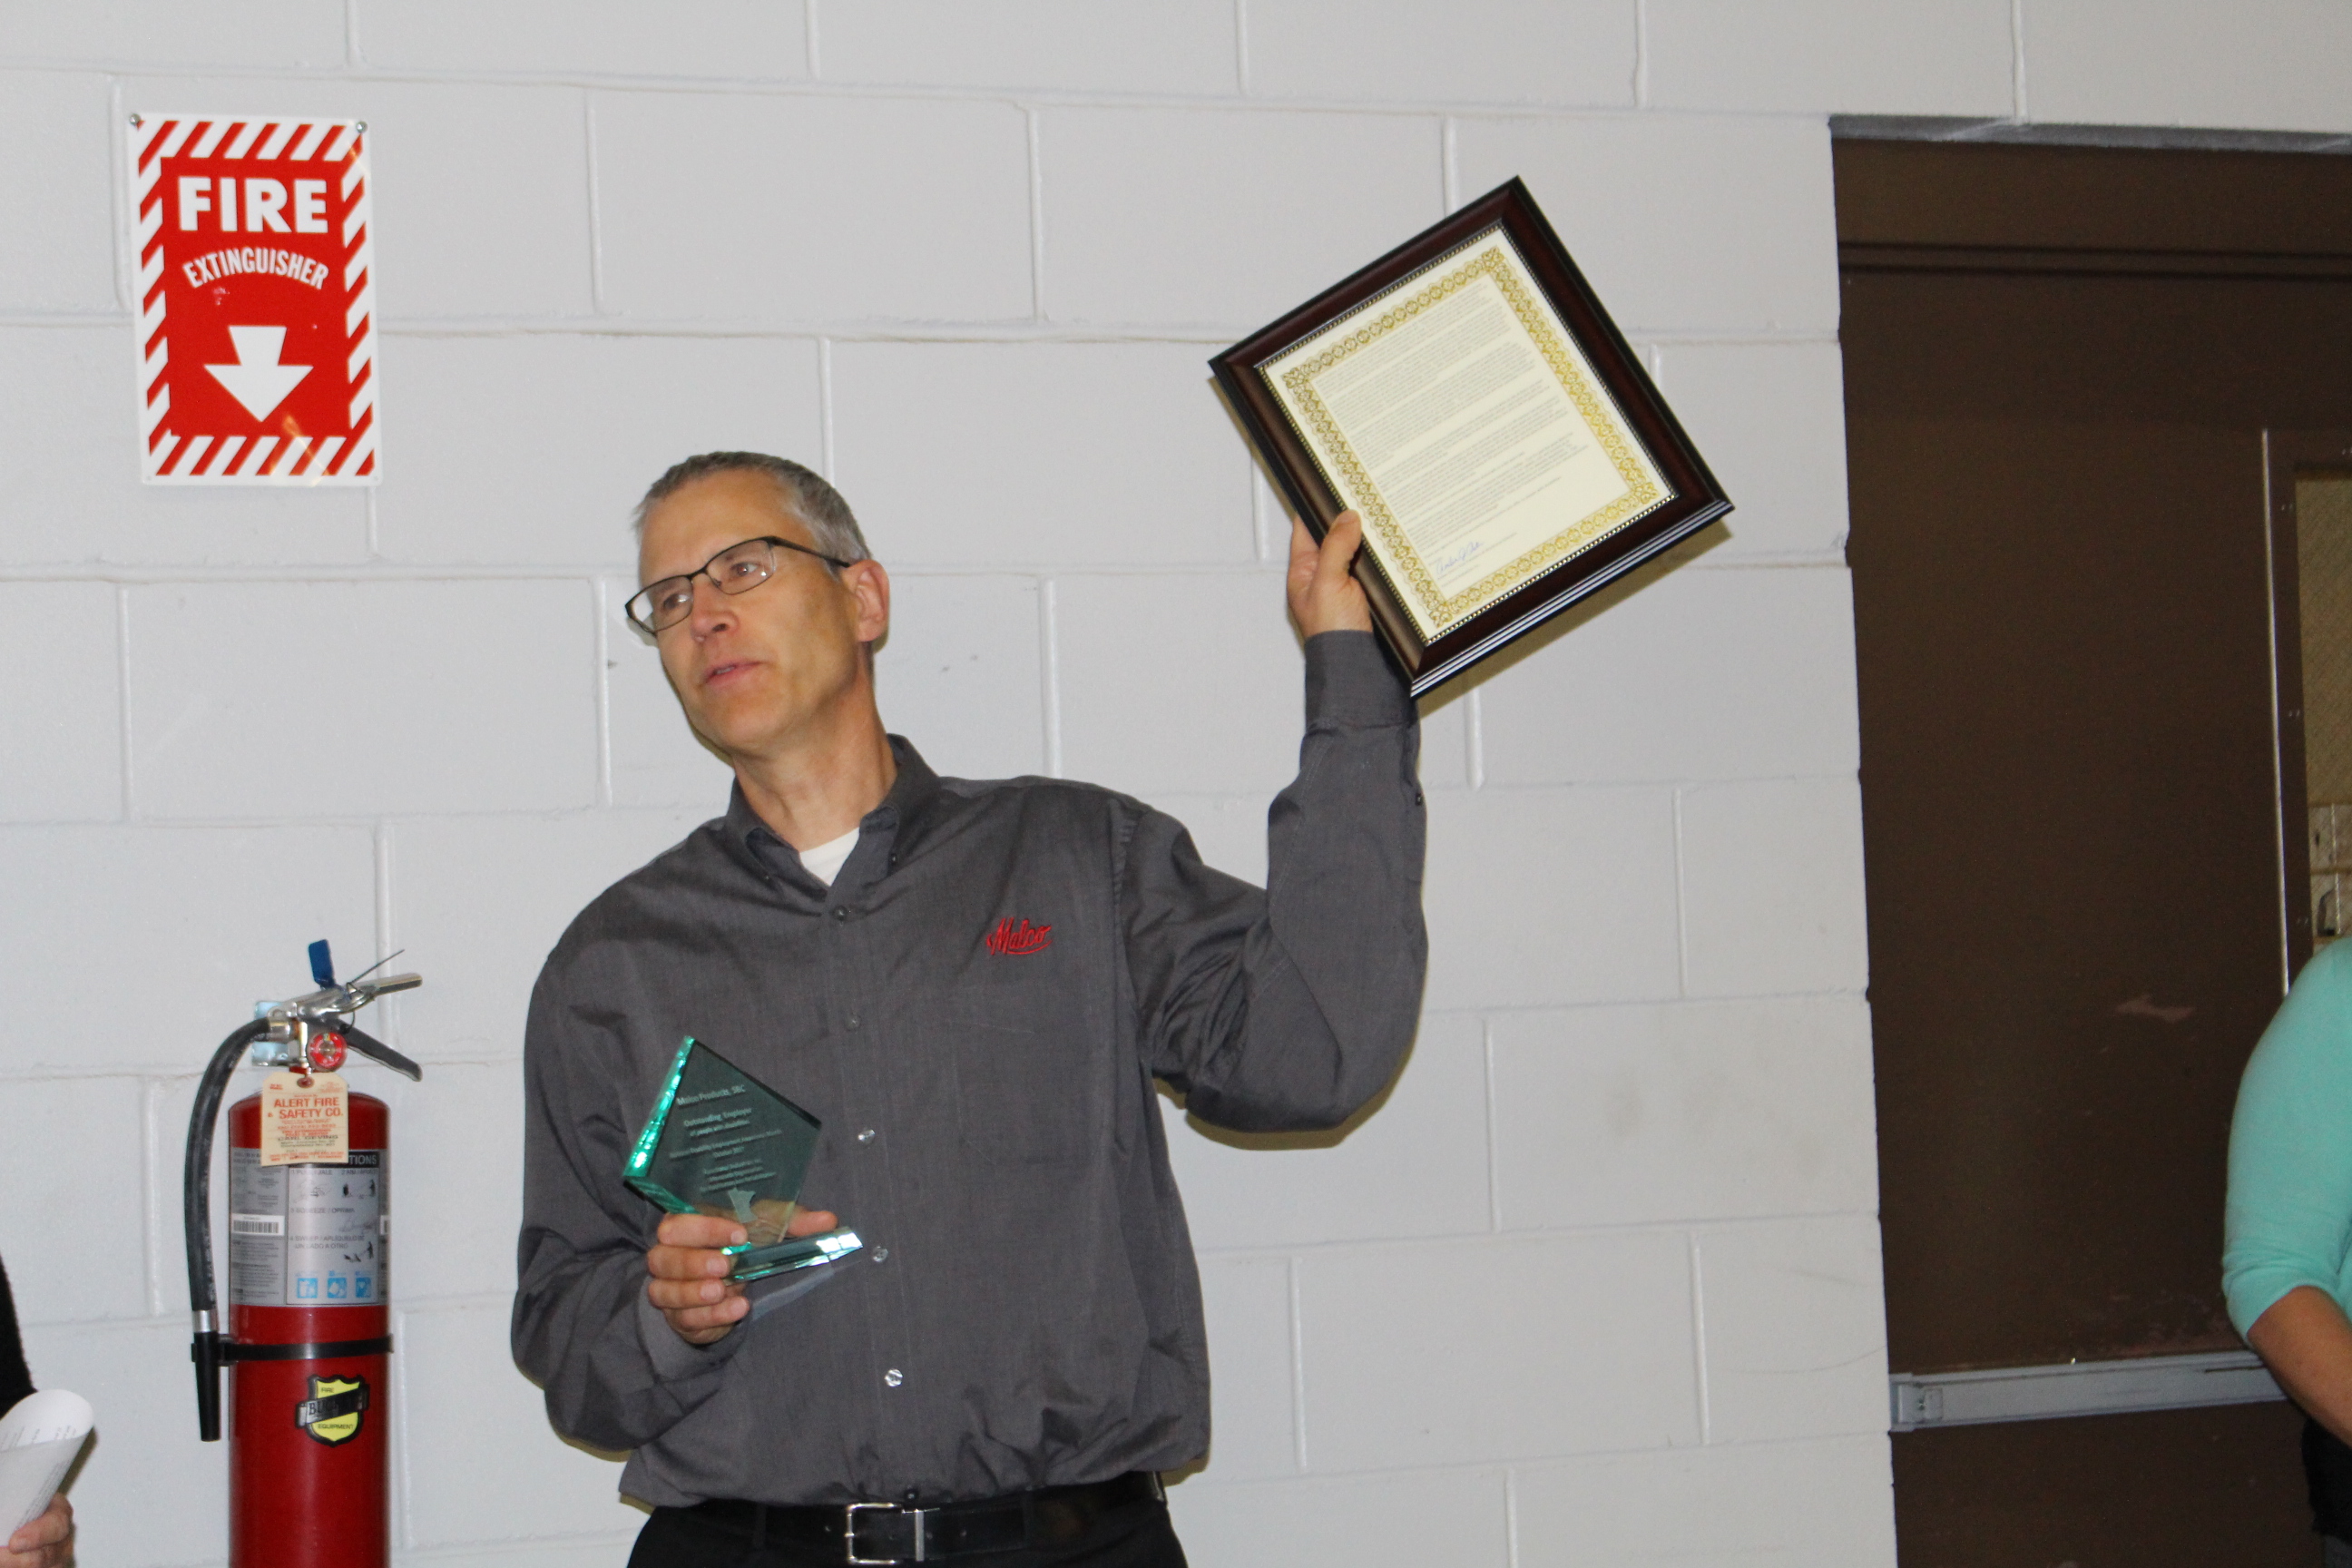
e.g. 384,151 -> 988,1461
625,535 -> 856,634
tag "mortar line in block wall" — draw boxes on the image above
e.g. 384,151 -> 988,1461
31,61 -> 1783,121
1186,1207 -> 1884,1268
594,580 -> 617,807
1231,0 -> 1251,95
1503,1465 -> 1523,1568
3,314 -> 1844,348
1448,988 -> 1869,1016
817,336 -> 838,475
1465,686 -> 1485,789
140,1077 -> 163,1318
1429,768 -> 1866,793
114,583 -> 134,820
1481,1017 -> 1503,1232
1689,1231 -> 1713,1442
1025,106 -> 1047,319
1633,0 -> 1652,108
391,1303 -> 416,1551
583,93 -> 608,314
2010,0 -> 2031,120
1671,786 -> 1692,997
803,0 -> 824,79
106,80 -> 132,315
0,311 -> 133,328
1287,1255 -> 1308,1470
1162,1445 -> 1848,1488
374,818 -> 396,973
396,1530 -> 647,1564
390,321 -> 1838,348
0,808 -> 714,840
1039,577 -> 1064,778
344,0 -> 363,66
1441,117 -> 1460,211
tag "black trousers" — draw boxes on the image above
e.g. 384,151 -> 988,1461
627,1498 -> 1189,1568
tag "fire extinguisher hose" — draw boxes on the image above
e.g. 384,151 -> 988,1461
184,1017 -> 270,1441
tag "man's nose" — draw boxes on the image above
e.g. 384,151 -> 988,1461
685,574 -> 737,635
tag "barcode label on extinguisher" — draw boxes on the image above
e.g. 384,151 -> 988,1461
230,1214 -> 285,1236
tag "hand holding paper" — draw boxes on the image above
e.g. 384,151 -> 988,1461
3,1494 -> 71,1568
0,1390 -> 90,1565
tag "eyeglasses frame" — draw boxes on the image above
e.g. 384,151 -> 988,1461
625,534 -> 859,635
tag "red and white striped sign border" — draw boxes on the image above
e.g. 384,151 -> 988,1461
131,115 -> 378,485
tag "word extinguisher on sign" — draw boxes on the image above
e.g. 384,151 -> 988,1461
129,115 -> 379,484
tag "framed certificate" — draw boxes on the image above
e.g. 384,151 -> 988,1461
1211,179 -> 1732,696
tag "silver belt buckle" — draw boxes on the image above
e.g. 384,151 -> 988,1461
845,1501 -> 928,1565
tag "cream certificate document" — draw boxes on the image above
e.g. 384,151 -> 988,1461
1264,228 -> 1674,640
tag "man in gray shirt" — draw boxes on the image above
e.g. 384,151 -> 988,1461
513,453 -> 1427,1566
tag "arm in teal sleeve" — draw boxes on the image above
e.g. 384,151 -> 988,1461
2224,941 -> 2352,1337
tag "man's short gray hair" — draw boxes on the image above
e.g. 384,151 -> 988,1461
633,452 -> 871,570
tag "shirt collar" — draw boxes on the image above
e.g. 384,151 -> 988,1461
719,736 -> 944,890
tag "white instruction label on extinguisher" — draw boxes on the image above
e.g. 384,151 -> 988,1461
229,1148 -> 387,1308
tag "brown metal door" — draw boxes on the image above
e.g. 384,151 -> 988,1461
1839,139 -> 2352,1564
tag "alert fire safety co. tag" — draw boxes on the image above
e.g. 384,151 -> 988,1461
260,1071 -> 349,1165
128,114 -> 379,484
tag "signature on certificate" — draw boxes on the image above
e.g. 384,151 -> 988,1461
1432,537 -> 1488,574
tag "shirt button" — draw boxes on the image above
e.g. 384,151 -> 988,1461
847,1014 -> 860,1030
857,1128 -> 877,1143
871,1247 -> 889,1264
884,1368 -> 904,1388
832,906 -> 849,922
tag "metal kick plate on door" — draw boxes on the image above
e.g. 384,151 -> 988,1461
1889,1350 -> 2283,1431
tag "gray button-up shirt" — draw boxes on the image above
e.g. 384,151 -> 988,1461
512,632 -> 1428,1506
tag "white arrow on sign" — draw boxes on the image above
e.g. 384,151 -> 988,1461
204,325 -> 313,422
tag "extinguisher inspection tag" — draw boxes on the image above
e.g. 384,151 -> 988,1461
260,1069 -> 348,1165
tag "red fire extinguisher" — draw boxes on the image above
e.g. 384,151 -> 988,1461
185,940 -> 423,1568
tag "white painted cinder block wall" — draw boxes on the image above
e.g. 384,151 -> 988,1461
5,4 -> 2344,1564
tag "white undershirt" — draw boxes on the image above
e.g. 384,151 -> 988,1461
798,826 -> 860,887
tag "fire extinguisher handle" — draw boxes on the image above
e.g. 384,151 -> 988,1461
339,1023 -> 423,1082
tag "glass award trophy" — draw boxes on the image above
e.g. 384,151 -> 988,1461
623,1037 -> 863,1280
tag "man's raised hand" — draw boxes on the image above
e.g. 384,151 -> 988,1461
646,1207 -> 838,1345
1288,512 -> 1376,639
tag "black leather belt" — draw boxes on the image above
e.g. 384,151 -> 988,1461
684,1472 -> 1162,1563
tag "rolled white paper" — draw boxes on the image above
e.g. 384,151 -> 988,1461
0,1390 -> 94,1535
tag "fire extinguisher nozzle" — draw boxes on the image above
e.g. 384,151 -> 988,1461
191,1329 -> 223,1441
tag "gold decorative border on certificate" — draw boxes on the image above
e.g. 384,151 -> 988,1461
1274,240 -> 1669,636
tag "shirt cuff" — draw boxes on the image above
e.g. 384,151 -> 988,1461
634,1281 -> 754,1383
1305,631 -> 1413,729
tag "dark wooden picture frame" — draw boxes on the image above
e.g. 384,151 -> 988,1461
1210,177 -> 1732,696
2264,429 -> 2352,984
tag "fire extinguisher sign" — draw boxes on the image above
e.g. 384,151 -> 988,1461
128,114 -> 379,484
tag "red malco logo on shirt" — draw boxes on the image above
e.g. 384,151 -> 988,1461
985,916 -> 1053,956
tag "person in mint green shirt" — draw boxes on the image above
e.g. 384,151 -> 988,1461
2228,939 -> 2352,1560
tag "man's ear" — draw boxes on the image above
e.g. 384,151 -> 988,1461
847,558 -> 891,650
